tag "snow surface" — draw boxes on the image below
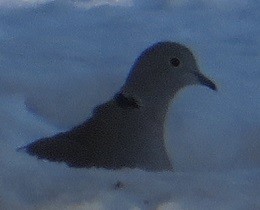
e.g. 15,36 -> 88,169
0,0 -> 259,209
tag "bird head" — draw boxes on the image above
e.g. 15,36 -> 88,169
123,42 -> 217,104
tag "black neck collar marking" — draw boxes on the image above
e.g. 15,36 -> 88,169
115,92 -> 141,109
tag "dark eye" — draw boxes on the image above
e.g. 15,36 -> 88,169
170,58 -> 180,67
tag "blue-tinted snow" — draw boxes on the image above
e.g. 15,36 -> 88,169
0,0 -> 259,209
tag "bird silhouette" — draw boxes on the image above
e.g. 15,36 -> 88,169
18,42 -> 217,171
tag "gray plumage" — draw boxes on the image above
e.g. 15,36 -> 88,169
18,42 -> 217,171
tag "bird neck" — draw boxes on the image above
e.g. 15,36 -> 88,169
145,94 -> 173,123
116,88 -> 175,125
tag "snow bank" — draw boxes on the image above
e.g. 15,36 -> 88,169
0,0 -> 259,209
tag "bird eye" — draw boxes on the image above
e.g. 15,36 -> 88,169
170,58 -> 180,67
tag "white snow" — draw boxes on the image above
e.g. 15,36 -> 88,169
0,0 -> 259,209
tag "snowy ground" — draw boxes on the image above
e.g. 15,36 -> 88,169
0,0 -> 259,209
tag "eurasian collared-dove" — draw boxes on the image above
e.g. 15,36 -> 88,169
18,42 -> 217,171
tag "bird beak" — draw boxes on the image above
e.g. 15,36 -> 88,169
194,72 -> 217,91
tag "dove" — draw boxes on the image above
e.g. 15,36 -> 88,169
18,41 -> 217,171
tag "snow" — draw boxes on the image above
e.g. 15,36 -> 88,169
0,0 -> 259,209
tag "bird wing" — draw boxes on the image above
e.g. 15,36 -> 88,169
21,124 -> 94,167
20,101 -> 122,168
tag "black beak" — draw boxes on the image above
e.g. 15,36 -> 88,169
194,72 -> 217,91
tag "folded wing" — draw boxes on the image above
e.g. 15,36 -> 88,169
19,101 -> 121,168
